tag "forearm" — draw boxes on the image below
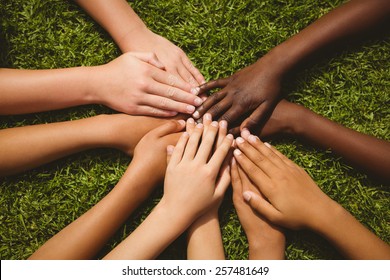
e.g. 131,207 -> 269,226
187,211 -> 225,260
0,67 -> 95,115
75,0 -> 148,52
292,105 -> 390,181
0,115 -> 113,176
315,201 -> 390,259
104,201 -> 191,260
246,227 -> 285,260
262,0 -> 390,77
29,159 -> 162,260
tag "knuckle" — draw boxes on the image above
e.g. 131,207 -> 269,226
167,74 -> 178,86
166,87 -> 176,98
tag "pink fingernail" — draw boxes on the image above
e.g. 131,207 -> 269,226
233,149 -> 242,156
236,137 -> 245,144
243,191 -> 252,202
186,105 -> 195,113
193,111 -> 200,119
194,97 -> 203,106
248,135 -> 257,143
264,142 -> 272,148
219,120 -> 227,129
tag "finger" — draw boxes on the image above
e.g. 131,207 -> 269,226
216,120 -> 228,147
195,121 -> 219,162
148,120 -> 186,138
228,125 -> 241,137
202,113 -> 213,134
166,145 -> 175,165
208,134 -> 234,169
237,164 -> 257,194
169,132 -> 189,166
243,135 -> 286,171
233,148 -> 272,197
181,55 -> 206,85
149,74 -> 204,107
130,52 -> 165,70
218,106 -> 243,125
140,93 -> 197,115
192,90 -> 228,119
131,105 -> 178,117
203,93 -> 232,120
240,102 -> 270,132
186,118 -> 196,135
182,123 -> 204,160
235,137 -> 278,176
265,142 -> 297,169
198,78 -> 230,95
214,163 -> 231,198
243,191 -> 282,224
231,157 -> 244,200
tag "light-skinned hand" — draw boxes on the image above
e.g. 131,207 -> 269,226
162,121 -> 233,219
233,134 -> 334,230
90,52 -> 203,117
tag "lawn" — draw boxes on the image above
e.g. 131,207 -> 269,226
0,0 -> 389,260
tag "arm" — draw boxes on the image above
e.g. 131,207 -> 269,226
0,52 -> 201,116
29,121 -> 185,259
104,119 -> 233,259
74,0 -> 205,86
193,0 -> 390,131
0,113 -> 175,176
231,158 -> 285,260
250,99 -> 390,181
233,134 -> 390,259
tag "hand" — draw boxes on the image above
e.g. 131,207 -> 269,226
162,121 -> 233,220
131,119 -> 186,183
126,30 -> 205,87
238,99 -> 303,139
193,57 -> 283,132
231,157 -> 285,259
181,114 -> 230,212
90,52 -> 203,116
233,135 -> 334,230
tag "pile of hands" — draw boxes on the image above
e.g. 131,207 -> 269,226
133,113 -> 338,246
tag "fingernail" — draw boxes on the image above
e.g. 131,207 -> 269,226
211,121 -> 218,127
264,142 -> 272,148
226,134 -> 234,140
233,149 -> 242,156
236,137 -> 245,144
194,97 -> 203,106
204,113 -> 212,121
243,191 -> 252,202
167,145 -> 175,155
241,128 -> 250,139
196,123 -> 204,129
193,111 -> 200,119
186,105 -> 195,113
231,157 -> 236,165
248,135 -> 258,143
191,87 -> 200,95
220,120 -> 227,129
178,120 -> 186,126
187,118 -> 194,124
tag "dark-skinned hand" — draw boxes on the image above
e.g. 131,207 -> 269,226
192,59 -> 283,134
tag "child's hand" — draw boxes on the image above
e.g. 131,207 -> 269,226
130,120 -> 186,184
162,121 -> 233,220
125,31 -> 205,87
233,135 -> 334,231
90,52 -> 203,117
231,158 -> 285,259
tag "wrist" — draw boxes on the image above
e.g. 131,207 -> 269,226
118,26 -> 154,53
289,103 -> 312,138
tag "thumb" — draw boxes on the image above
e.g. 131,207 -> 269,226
130,52 -> 166,70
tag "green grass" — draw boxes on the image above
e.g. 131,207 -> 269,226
0,0 -> 389,260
